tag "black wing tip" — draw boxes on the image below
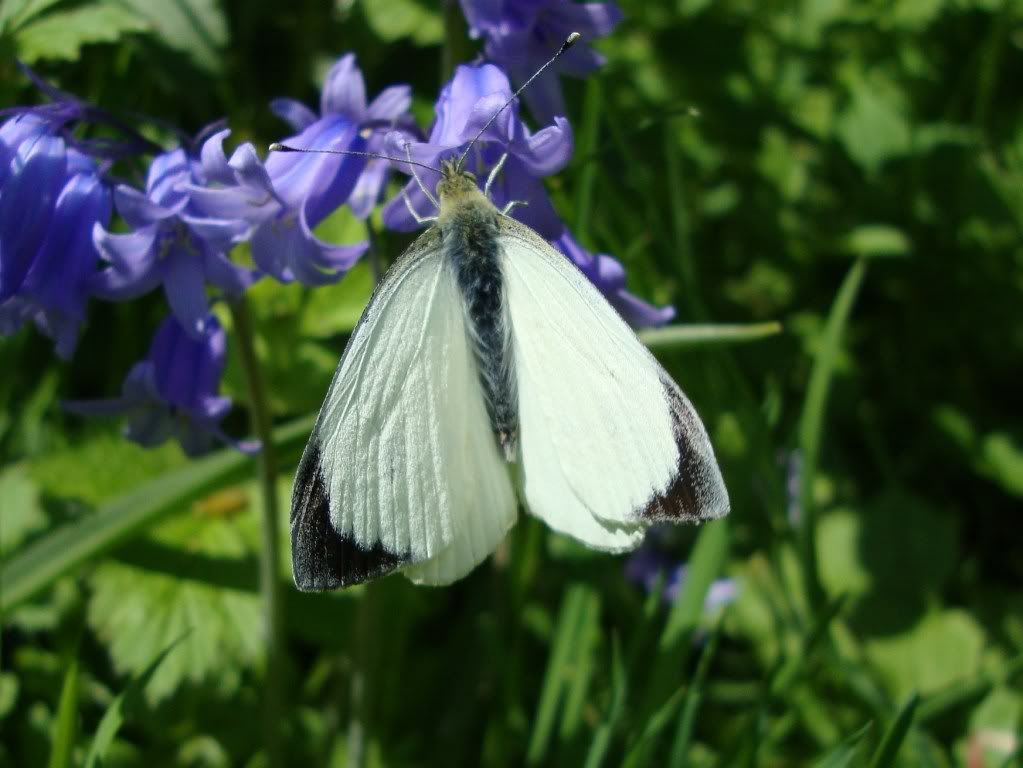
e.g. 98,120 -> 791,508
290,440 -> 408,590
639,379 -> 731,524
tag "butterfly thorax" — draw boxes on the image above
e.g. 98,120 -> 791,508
436,163 -> 518,460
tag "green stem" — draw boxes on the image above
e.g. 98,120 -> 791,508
229,297 -> 286,768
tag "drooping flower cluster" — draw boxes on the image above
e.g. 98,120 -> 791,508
0,113 -> 111,359
460,0 -> 623,122
4,2 -> 674,461
64,315 -> 259,456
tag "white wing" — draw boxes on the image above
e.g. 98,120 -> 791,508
500,218 -> 729,552
291,229 -> 516,589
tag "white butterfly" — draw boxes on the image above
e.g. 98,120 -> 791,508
288,37 -> 729,590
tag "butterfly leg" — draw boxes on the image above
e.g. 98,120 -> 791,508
405,142 -> 440,211
484,153 -> 509,198
403,188 -> 439,225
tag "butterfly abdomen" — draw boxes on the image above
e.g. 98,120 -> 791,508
442,204 -> 518,460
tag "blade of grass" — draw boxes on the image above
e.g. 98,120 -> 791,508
640,322 -> 783,350
574,77 -> 602,243
661,518 -> 730,651
48,657 -> 79,768
798,259 -> 868,611
584,636 -> 627,768
812,722 -> 873,768
559,589 -> 601,741
668,622 -> 722,768
867,693 -> 919,768
527,585 -> 587,765
622,685 -> 688,768
84,634 -> 187,768
1,415 -> 314,616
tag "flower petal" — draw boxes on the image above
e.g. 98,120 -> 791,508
320,53 -> 367,118
198,129 -> 236,185
515,116 -> 573,176
365,85 -> 413,122
114,184 -> 182,227
0,134 -> 67,301
270,98 -> 318,132
161,248 -> 211,337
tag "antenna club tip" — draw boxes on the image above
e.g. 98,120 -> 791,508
565,31 -> 581,47
268,142 -> 286,152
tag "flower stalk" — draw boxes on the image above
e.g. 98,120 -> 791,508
229,296 -> 286,768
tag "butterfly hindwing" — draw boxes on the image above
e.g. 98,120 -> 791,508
499,217 -> 729,551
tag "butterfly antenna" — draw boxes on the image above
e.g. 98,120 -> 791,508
455,31 -> 581,171
268,142 -> 442,174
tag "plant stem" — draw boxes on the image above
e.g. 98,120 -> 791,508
229,296 -> 286,768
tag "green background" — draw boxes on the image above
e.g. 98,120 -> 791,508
1,0 -> 1022,766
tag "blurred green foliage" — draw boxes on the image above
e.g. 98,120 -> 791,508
2,0 -> 1023,766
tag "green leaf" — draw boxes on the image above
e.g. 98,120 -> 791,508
15,3 -> 150,63
1,416 -> 313,615
668,623 -> 721,768
836,74 -> 911,174
638,322 -> 783,350
661,518 -> 730,650
87,508 -> 263,703
0,0 -> 62,33
84,635 -> 187,768
48,657 -> 79,768
841,225 -> 911,259
359,0 -> 443,45
866,611 -> 985,701
583,638 -> 626,768
0,464 -> 47,558
117,0 -> 228,71
868,693 -> 919,768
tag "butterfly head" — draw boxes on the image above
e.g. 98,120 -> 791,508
436,158 -> 484,215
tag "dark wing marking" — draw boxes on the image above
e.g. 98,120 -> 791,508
291,439 -> 405,590
289,228 -> 441,591
640,376 -> 730,523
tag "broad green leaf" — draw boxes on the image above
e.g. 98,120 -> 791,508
48,658 -> 79,768
118,0 -> 228,71
866,611 -> 985,701
836,74 -> 911,174
87,508 -> 263,703
14,3 -> 149,63
964,687 -> 1022,768
0,463 -> 46,558
360,0 -> 443,45
0,0 -> 62,33
1,416 -> 313,615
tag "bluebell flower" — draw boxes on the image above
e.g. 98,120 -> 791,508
185,54 -> 415,285
625,532 -> 738,610
459,0 -> 623,122
269,53 -> 417,220
0,113 -> 115,358
382,63 -> 572,239
64,314 -> 259,456
90,148 -> 258,337
553,230 -> 675,329
186,130 -> 369,286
